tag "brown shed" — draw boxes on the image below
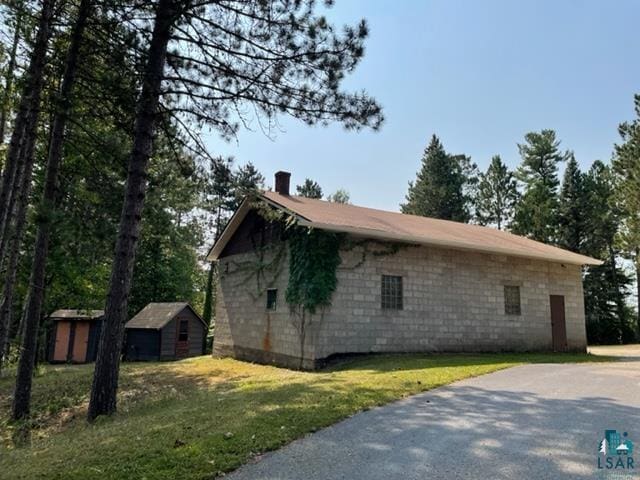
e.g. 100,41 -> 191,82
48,309 -> 104,363
124,303 -> 206,361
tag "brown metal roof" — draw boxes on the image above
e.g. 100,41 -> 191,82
125,302 -> 206,330
48,309 -> 104,321
208,192 -> 602,266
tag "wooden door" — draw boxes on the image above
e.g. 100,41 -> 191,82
176,318 -> 189,358
53,321 -> 71,361
72,321 -> 90,362
550,295 -> 567,352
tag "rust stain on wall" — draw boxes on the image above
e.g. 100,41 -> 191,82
262,315 -> 272,352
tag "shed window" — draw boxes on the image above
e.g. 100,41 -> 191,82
266,288 -> 278,311
381,275 -> 403,310
178,319 -> 189,341
504,285 -> 521,315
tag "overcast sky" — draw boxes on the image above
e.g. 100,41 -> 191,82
203,0 -> 640,212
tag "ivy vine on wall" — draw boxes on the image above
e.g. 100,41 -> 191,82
285,227 -> 343,315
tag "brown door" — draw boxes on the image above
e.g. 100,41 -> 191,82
176,319 -> 189,358
550,295 -> 567,352
72,321 -> 90,362
53,321 -> 71,361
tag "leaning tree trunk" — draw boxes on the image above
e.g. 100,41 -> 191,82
10,0 -> 91,419
0,0 -> 54,265
0,4 -> 23,145
87,0 -> 178,421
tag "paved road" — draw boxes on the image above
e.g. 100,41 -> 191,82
228,358 -> 640,480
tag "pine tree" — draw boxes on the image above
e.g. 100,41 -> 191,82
613,94 -> 640,334
88,0 -> 383,419
402,135 -> 470,222
512,129 -> 568,242
475,155 -> 518,229
296,178 -> 323,199
582,161 -> 636,344
11,0 -> 92,420
558,154 -> 585,252
231,162 -> 265,210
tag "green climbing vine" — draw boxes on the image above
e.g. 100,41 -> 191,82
285,227 -> 344,315
220,201 -> 410,369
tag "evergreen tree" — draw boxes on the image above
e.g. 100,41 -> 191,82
296,178 -> 323,199
512,129 -> 568,242
402,135 -> 470,222
582,161 -> 636,344
558,154 -> 585,252
613,94 -> 640,333
475,155 -> 518,229
327,188 -> 350,204
231,162 -> 265,210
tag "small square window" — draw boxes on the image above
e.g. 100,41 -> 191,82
381,275 -> 403,310
178,319 -> 189,341
504,285 -> 521,315
266,288 -> 278,311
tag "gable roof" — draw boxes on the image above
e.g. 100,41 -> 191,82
208,192 -> 602,266
125,303 -> 206,330
48,309 -> 104,321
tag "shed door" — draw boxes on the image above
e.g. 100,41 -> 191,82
550,295 -> 567,352
176,319 -> 189,358
53,321 -> 71,361
72,321 -> 90,362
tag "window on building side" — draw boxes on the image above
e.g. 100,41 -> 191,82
178,319 -> 189,341
266,288 -> 278,311
504,285 -> 521,315
381,275 -> 403,310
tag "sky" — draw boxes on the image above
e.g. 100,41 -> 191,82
203,0 -> 640,212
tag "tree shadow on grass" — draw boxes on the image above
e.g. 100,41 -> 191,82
224,380 -> 640,480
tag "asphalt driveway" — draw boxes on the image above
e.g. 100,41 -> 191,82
227,355 -> 640,479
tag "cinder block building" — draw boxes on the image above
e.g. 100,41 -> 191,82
208,172 -> 601,369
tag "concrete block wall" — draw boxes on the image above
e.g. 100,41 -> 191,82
213,238 -> 587,368
315,243 -> 586,359
214,247 -> 317,368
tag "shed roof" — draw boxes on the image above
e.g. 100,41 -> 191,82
125,302 -> 206,330
208,191 -> 602,266
48,309 -> 104,321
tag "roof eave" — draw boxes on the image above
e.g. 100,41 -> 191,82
206,193 -> 309,261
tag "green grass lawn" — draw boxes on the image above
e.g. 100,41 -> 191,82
0,352 -> 610,479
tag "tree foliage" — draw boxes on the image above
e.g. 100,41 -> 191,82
327,188 -> 350,204
296,178 -> 323,199
613,94 -> 640,332
558,154 -> 585,252
402,135 -> 474,222
475,155 -> 518,229
512,129 -> 568,242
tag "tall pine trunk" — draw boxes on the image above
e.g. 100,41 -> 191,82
0,0 -> 56,378
87,0 -> 178,421
0,0 -> 54,264
10,0 -> 91,418
0,136 -> 34,372
0,4 -> 23,145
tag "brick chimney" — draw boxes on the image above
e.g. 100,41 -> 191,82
274,171 -> 291,195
